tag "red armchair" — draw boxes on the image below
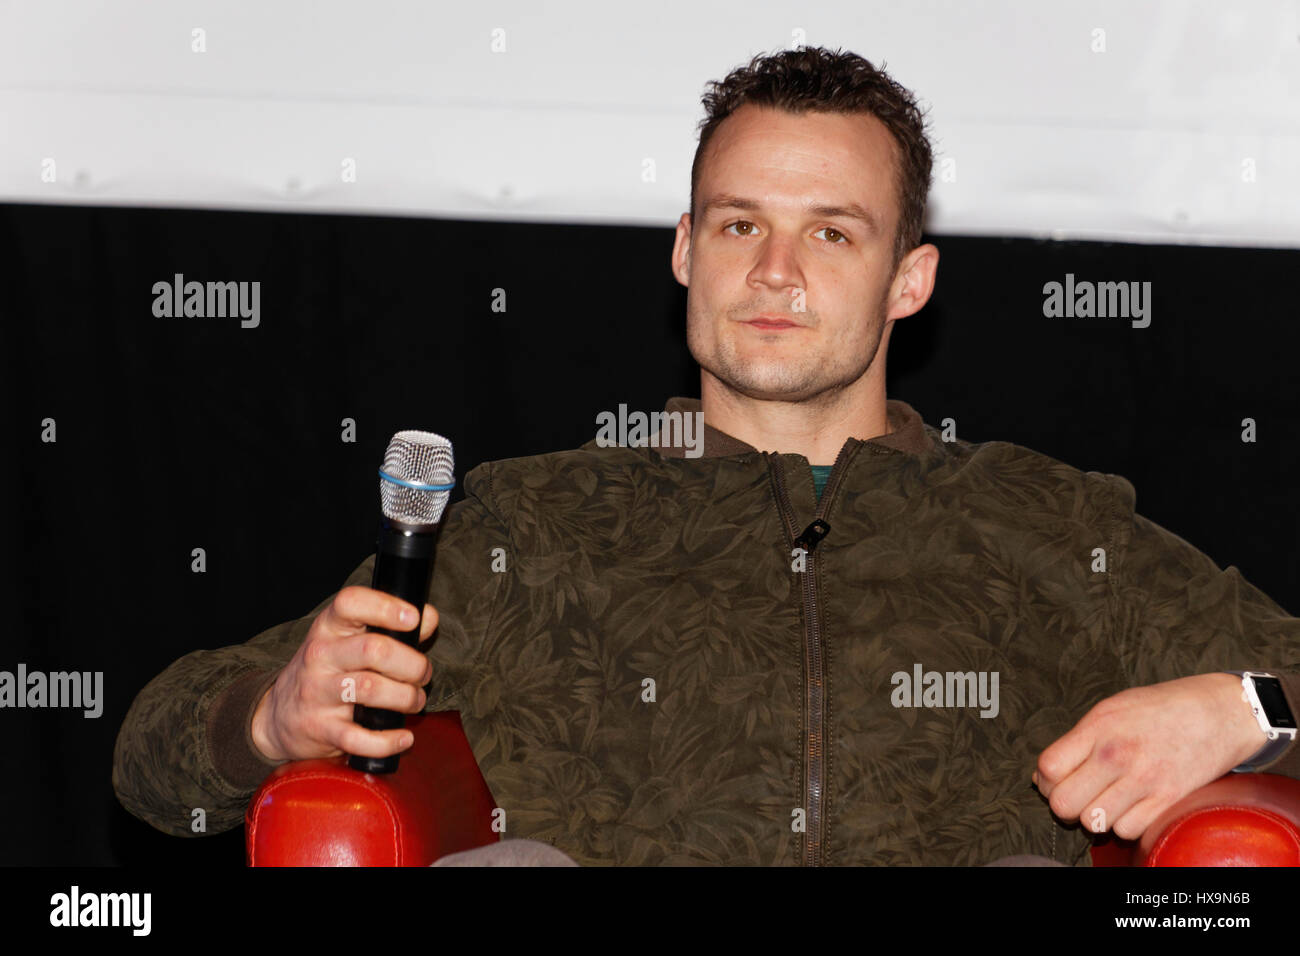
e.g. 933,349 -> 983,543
1090,772 -> 1300,866
245,711 -> 498,866
245,710 -> 1300,866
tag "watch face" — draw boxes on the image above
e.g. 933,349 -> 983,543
1254,677 -> 1297,730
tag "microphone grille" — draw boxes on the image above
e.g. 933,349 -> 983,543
379,430 -> 455,525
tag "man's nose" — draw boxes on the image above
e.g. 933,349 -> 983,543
747,235 -> 805,294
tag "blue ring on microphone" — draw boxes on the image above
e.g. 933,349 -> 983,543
378,468 -> 455,492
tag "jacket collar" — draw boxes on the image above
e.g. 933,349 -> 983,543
653,395 -> 934,460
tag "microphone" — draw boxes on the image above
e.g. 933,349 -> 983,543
347,430 -> 454,774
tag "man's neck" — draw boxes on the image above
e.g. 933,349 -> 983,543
700,373 -> 890,466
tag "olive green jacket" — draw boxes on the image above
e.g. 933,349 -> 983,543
113,396 -> 1300,865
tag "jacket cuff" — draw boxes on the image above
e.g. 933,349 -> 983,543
1245,672 -> 1300,779
205,668 -> 287,791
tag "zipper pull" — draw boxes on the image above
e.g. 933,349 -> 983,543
794,519 -> 831,553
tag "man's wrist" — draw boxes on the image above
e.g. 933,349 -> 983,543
250,684 -> 285,763
1222,671 -> 1295,771
1216,672 -> 1269,768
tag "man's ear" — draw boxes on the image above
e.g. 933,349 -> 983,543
672,213 -> 692,287
886,242 -> 939,321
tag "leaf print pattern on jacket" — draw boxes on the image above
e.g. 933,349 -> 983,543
113,397 -> 1300,865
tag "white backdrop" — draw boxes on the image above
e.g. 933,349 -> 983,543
2,0 -> 1297,247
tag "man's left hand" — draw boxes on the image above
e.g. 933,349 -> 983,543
1032,673 -> 1267,839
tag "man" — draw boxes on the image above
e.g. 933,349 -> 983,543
113,47 -> 1300,866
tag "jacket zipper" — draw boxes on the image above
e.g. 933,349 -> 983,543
767,439 -> 860,866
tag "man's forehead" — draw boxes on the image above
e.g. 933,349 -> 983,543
712,104 -> 897,166
697,108 -> 897,234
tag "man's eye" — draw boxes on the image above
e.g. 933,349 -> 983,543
723,221 -> 847,244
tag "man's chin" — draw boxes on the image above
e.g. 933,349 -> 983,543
710,372 -> 823,403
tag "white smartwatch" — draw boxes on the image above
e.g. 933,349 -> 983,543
1226,671 -> 1298,772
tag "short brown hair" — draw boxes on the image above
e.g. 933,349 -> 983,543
690,46 -> 933,269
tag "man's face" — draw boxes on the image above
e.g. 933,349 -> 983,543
673,104 -> 916,404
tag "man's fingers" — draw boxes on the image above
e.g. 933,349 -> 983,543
341,671 -> 427,713
327,586 -> 421,635
419,604 -> 439,640
334,723 -> 415,759
1108,792 -> 1169,842
1035,722 -> 1099,797
1040,752 -> 1125,824
333,631 -> 431,686
1086,780 -> 1159,837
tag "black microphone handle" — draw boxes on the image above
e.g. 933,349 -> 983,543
347,516 -> 437,774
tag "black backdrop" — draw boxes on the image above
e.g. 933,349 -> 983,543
2,201 -> 1297,865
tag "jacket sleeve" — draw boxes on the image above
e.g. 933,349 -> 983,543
111,461 -> 513,837
1103,473 -> 1300,779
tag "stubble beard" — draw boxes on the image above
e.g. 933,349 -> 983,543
688,292 -> 891,407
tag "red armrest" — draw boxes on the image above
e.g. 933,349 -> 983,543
1090,773 -> 1300,866
245,710 -> 498,866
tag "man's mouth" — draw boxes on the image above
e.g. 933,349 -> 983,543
744,314 -> 801,330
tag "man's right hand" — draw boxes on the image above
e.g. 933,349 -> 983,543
250,587 -> 438,763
